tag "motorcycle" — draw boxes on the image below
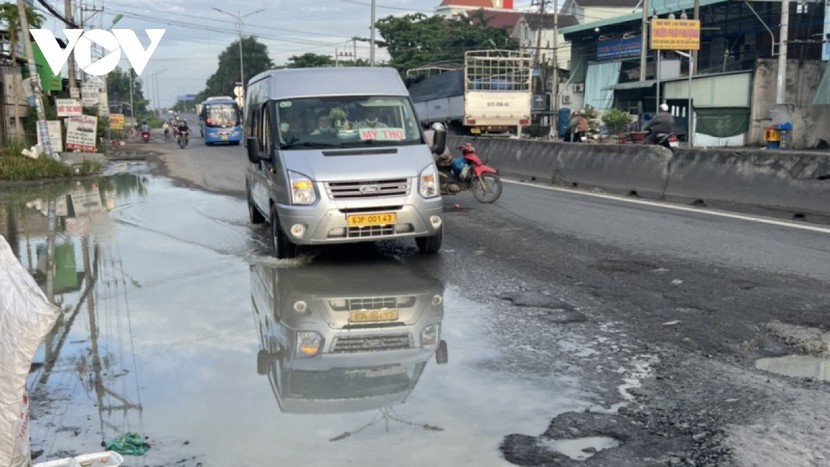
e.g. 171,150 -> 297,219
177,129 -> 190,149
646,131 -> 679,151
141,130 -> 151,144
438,143 -> 503,203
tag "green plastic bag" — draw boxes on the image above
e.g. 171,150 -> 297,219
104,432 -> 150,456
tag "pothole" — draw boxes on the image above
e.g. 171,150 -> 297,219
755,355 -> 830,381
539,436 -> 621,461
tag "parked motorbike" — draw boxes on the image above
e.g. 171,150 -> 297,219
141,130 -> 151,144
438,143 -> 503,203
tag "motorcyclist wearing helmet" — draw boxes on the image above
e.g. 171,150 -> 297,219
644,103 -> 675,144
565,110 -> 589,142
176,119 -> 190,144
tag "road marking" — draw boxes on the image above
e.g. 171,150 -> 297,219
506,180 -> 830,235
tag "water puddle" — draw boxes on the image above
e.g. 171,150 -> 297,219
540,436 -> 621,460
755,355 -> 830,381
1,173 -> 594,466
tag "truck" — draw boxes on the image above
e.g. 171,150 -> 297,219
406,49 -> 532,136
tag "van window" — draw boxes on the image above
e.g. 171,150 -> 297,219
260,104 -> 271,152
274,96 -> 421,150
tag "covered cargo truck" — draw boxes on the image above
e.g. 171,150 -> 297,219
406,50 -> 532,136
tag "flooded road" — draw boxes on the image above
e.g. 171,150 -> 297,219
2,172 -> 595,466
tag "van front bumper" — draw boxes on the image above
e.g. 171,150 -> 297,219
276,199 -> 443,245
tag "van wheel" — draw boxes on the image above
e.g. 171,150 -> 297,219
247,186 -> 265,224
270,206 -> 298,259
416,226 -> 442,254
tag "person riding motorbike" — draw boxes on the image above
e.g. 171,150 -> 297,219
176,119 -> 190,145
565,110 -> 589,142
643,103 -> 675,145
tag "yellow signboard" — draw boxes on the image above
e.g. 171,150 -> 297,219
109,113 -> 124,130
650,19 -> 700,50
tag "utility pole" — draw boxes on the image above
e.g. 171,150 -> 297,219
692,0 -> 700,75
17,0 -> 55,158
776,0 -> 789,104
640,0 -> 649,81
552,0 -> 560,137
65,0 -> 77,96
370,0 -> 376,66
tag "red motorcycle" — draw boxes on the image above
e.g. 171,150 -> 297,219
438,143 -> 503,203
141,129 -> 151,143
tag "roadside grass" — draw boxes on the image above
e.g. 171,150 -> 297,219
0,140 -> 102,182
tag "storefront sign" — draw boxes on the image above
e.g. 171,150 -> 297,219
109,114 -> 124,130
56,98 -> 82,117
597,36 -> 642,60
650,19 -> 700,50
66,115 -> 97,152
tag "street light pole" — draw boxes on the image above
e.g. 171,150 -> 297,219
213,8 -> 265,91
370,0 -> 376,66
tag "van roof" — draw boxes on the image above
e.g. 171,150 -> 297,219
248,67 -> 409,100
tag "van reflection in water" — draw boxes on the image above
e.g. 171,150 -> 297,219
250,260 -> 448,414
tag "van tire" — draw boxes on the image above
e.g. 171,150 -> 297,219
247,186 -> 265,224
270,205 -> 298,259
416,227 -> 442,254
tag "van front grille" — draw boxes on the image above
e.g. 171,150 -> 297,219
326,179 -> 410,199
331,334 -> 413,353
346,225 -> 396,238
330,297 -> 398,312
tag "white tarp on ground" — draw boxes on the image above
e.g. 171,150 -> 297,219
0,235 -> 60,467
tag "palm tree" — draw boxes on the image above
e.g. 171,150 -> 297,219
0,3 -> 44,140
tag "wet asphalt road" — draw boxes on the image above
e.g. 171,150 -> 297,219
3,137 -> 830,466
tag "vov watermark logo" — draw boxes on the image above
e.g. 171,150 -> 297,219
31,29 -> 166,76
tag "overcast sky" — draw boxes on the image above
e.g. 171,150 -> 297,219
32,0 -> 535,110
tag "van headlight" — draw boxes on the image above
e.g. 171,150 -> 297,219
289,171 -> 317,205
419,165 -> 439,198
421,323 -> 441,349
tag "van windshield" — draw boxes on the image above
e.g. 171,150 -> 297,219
275,96 -> 422,149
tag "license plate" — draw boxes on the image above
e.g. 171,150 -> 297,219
346,212 -> 396,227
349,308 -> 398,323
470,127 -> 481,134
669,141 -> 679,148
364,365 -> 406,378
221,134 -> 228,141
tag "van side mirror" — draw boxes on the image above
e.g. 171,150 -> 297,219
247,137 -> 267,164
429,123 -> 447,155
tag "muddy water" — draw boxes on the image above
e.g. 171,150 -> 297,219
1,173 -> 592,466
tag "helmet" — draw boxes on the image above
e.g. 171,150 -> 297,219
458,142 -> 475,154
660,103 -> 669,111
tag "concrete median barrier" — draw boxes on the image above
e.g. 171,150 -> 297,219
447,136 -> 671,199
444,135 -> 830,218
664,148 -> 830,218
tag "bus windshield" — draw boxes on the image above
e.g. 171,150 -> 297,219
203,102 -> 240,128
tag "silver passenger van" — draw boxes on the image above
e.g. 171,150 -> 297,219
244,67 -> 447,258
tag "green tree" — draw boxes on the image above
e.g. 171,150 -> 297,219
198,36 -> 274,101
285,53 -> 335,68
375,10 -> 518,74
106,67 -> 149,118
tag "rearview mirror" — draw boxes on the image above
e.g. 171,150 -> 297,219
247,137 -> 267,164
429,122 -> 447,156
